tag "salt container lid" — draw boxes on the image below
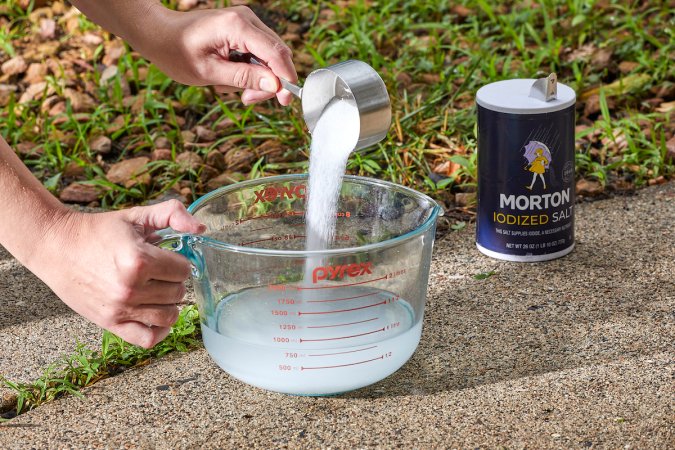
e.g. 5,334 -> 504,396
476,78 -> 576,114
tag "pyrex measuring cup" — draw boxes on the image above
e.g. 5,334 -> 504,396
159,174 -> 442,395
230,52 -> 392,150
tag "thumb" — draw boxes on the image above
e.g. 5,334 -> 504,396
128,200 -> 206,234
218,61 -> 280,94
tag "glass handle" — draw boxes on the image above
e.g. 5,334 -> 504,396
153,233 -> 203,279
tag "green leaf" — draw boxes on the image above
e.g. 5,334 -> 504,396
473,271 -> 497,280
436,177 -> 454,189
572,14 -> 586,27
43,173 -> 62,193
449,155 -> 470,168
363,159 -> 381,171
451,221 -> 466,231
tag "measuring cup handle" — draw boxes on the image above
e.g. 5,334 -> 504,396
228,51 -> 302,98
153,232 -> 204,278
154,232 -> 188,254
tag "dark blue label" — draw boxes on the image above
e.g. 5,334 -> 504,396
476,104 -> 575,259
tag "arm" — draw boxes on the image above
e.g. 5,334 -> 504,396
0,138 -> 69,267
0,137 -> 204,348
70,0 -> 298,105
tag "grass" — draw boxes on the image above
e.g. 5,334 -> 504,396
0,305 -> 201,419
0,0 -> 671,209
473,270 -> 497,280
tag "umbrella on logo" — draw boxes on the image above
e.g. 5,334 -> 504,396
523,141 -> 551,168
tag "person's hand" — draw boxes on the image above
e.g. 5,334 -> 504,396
68,2 -> 297,105
29,200 -> 205,349
151,5 -> 297,106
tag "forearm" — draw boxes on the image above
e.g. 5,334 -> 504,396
69,0 -> 174,58
69,2 -> 296,104
0,137 -> 70,268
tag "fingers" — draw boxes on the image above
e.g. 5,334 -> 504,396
109,321 -> 173,349
241,88 -> 277,105
240,87 -> 294,106
239,16 -> 297,85
195,7 -> 296,104
228,6 -> 297,85
215,85 -> 288,104
133,279 -> 187,304
120,303 -> 181,328
214,60 -> 280,94
214,85 -> 240,94
238,40 -> 296,91
128,199 -> 206,234
106,302 -> 182,349
276,89 -> 294,106
144,244 -> 192,282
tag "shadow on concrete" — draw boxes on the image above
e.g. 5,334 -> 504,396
0,246 -> 14,262
0,260 -> 73,329
346,233 -> 673,398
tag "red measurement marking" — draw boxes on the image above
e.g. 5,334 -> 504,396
306,291 -> 378,304
306,317 -> 378,329
243,212 -> 289,222
235,211 -> 304,225
301,355 -> 384,370
249,225 -> 275,232
308,345 -> 378,357
239,237 -> 276,246
298,301 -> 385,316
295,275 -> 388,290
299,327 -> 385,343
240,235 -> 303,246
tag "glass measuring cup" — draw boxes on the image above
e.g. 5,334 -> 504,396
159,174 -> 442,395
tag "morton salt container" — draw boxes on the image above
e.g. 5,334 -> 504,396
475,74 -> 576,262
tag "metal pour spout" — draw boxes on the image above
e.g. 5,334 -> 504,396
530,73 -> 558,102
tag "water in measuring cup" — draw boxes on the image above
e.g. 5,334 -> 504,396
201,286 -> 422,395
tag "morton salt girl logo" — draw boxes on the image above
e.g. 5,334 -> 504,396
524,141 -> 551,190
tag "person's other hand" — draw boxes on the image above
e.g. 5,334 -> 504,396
32,200 -> 205,348
152,5 -> 297,106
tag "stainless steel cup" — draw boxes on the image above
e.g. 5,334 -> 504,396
230,52 -> 392,150
301,60 -> 392,150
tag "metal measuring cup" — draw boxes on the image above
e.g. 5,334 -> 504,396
229,52 -> 392,150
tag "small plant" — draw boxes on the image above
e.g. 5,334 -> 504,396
0,305 -> 201,419
473,270 -> 497,280
451,221 -> 467,231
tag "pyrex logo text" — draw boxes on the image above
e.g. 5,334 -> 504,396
253,185 -> 306,204
312,262 -> 373,284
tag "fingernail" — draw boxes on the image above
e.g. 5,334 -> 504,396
279,90 -> 293,106
259,78 -> 277,93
